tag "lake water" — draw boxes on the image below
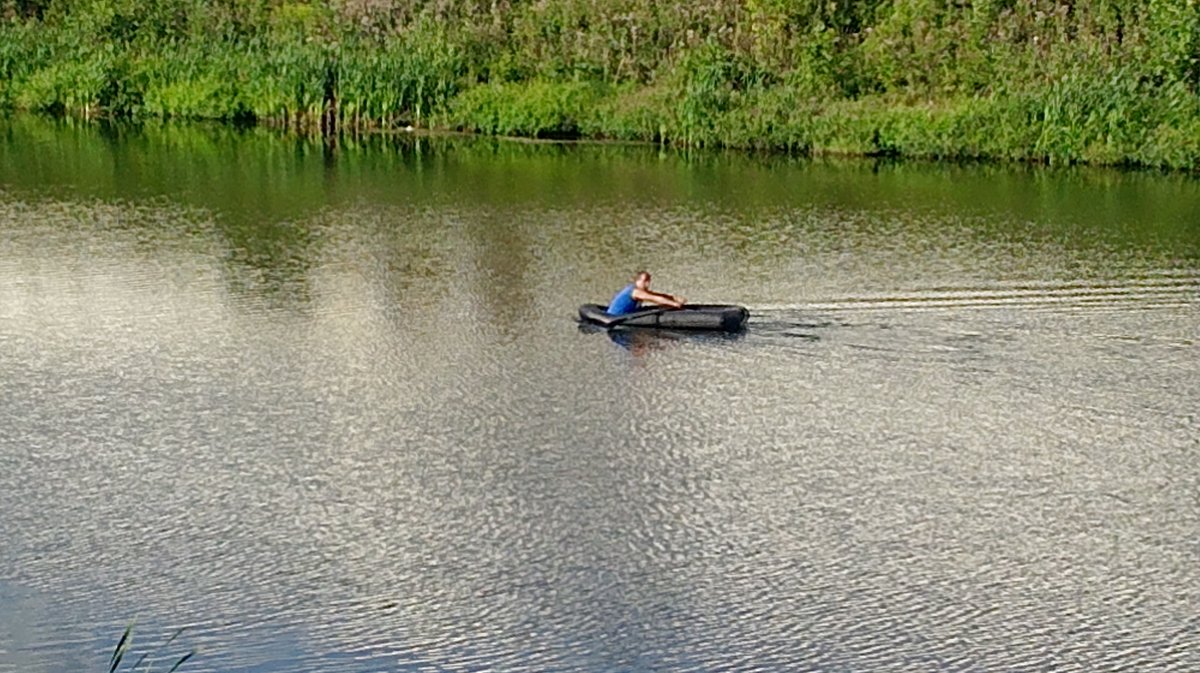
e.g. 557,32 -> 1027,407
1,116 -> 1197,673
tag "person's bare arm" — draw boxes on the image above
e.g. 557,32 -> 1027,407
632,287 -> 685,308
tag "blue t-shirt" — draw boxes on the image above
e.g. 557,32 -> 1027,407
606,284 -> 639,315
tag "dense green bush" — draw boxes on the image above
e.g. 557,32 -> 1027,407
1,0 -> 1198,168
452,80 -> 603,138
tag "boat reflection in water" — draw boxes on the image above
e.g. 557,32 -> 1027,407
578,322 -> 746,356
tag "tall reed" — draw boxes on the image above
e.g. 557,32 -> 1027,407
2,0 -> 1198,168
108,624 -> 194,673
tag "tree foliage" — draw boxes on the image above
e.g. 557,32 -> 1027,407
2,0 -> 1199,167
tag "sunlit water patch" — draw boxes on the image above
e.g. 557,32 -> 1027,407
1,118 -> 1198,673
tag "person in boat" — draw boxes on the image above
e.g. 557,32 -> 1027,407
606,271 -> 686,315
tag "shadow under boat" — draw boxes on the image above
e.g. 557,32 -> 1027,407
577,321 -> 746,353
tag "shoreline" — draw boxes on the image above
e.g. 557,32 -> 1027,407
3,2 -> 1199,172
9,108 -> 1195,177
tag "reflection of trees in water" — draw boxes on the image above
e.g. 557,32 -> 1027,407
462,210 -> 536,334
215,217 -> 318,310
334,207 -> 458,329
4,113 -> 1198,319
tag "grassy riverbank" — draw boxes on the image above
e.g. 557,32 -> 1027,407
2,0 -> 1199,168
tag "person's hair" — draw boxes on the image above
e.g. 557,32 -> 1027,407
634,270 -> 650,280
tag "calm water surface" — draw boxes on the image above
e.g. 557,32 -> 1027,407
1,117 -> 1198,672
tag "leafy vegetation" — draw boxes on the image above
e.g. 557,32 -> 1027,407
108,624 -> 194,673
2,0 -> 1199,168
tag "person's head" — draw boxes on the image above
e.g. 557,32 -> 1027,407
634,271 -> 651,289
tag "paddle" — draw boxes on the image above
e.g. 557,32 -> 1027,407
606,305 -> 679,327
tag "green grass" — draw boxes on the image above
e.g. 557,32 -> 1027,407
2,0 -> 1199,169
108,624 -> 194,673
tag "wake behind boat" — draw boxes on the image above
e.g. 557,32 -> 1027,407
578,303 -> 749,332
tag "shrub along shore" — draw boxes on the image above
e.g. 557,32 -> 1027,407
2,0 -> 1199,169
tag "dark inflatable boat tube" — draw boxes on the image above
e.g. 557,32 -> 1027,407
578,304 -> 749,332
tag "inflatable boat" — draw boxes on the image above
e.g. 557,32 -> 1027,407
578,303 -> 749,332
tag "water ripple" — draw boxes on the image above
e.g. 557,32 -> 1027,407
2,167 -> 1198,673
